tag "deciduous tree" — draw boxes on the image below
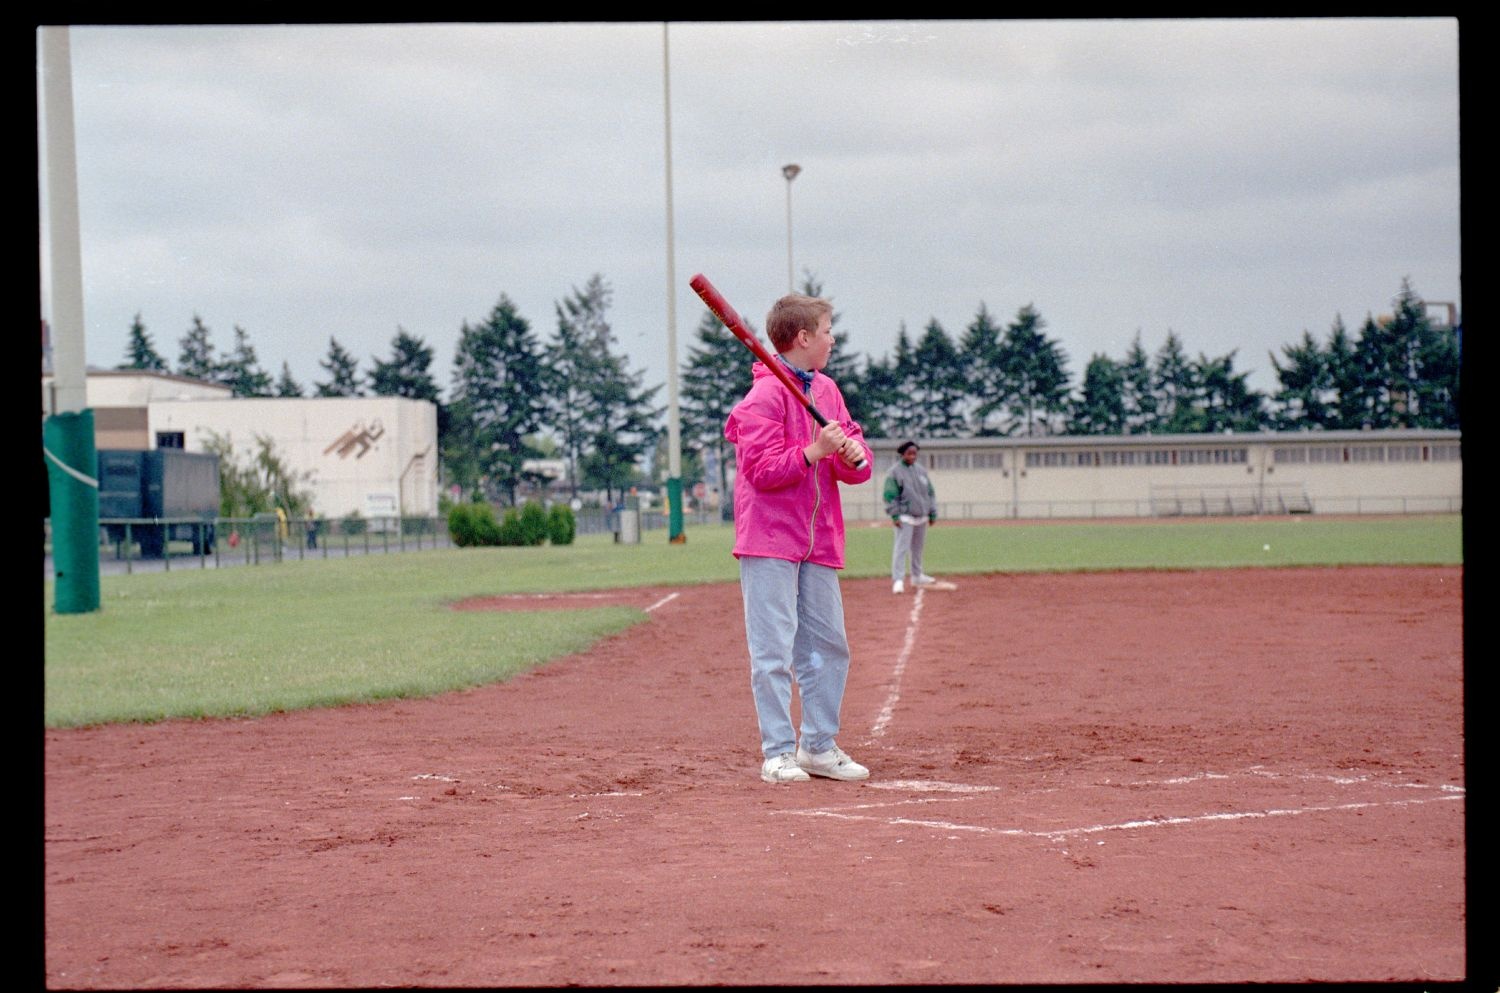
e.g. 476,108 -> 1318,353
199,429 -> 314,518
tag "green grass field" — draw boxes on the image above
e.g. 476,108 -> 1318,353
43,514 -> 1462,729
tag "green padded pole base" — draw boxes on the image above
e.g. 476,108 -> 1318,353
666,477 -> 685,543
44,410 -> 101,614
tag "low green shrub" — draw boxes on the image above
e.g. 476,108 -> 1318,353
449,501 -> 576,547
448,501 -> 502,547
547,504 -> 577,545
496,507 -> 527,546
519,502 -> 550,546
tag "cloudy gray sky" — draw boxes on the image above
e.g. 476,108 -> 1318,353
42,18 -> 1460,410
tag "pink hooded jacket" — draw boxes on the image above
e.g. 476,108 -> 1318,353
724,361 -> 872,568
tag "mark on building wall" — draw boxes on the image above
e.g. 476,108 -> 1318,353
324,419 -> 385,460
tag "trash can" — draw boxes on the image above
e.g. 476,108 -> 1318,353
616,507 -> 640,544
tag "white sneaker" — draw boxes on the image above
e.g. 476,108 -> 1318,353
795,744 -> 870,781
761,753 -> 811,783
912,574 -> 936,586
892,579 -> 904,594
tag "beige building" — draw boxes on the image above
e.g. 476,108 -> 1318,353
149,395 -> 438,520
42,370 -> 439,520
846,430 -> 1462,520
41,369 -> 232,449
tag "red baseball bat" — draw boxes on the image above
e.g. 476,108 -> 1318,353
690,273 -> 866,470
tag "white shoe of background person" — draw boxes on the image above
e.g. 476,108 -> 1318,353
761,752 -> 811,783
892,579 -> 904,594
912,574 -> 936,586
795,744 -> 870,781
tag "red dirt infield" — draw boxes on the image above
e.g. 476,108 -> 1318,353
44,565 -> 1464,986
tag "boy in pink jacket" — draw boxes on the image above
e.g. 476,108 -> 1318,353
723,293 -> 874,783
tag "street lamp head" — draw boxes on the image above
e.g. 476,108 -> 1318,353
782,163 -> 801,182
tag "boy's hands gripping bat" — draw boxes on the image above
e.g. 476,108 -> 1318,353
690,273 -> 867,471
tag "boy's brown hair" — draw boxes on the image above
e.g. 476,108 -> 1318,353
765,294 -> 834,353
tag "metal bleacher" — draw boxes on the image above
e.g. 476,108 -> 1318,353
1150,483 -> 1312,517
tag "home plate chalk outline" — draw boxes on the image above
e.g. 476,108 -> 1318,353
774,769 -> 1463,841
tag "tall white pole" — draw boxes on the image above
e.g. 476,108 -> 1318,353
782,163 -> 801,293
40,24 -> 102,614
41,26 -> 88,414
663,23 -> 684,541
785,176 -> 794,292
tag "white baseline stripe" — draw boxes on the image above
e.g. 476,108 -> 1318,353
488,591 -> 680,611
871,587 -> 924,737
494,592 -> 632,602
1129,768 -> 1467,792
781,794 -> 1462,839
644,592 -> 680,613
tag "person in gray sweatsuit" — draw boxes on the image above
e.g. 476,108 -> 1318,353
883,440 -> 937,594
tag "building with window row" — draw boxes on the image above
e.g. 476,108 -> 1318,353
847,430 -> 1461,520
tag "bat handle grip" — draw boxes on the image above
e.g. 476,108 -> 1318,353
806,407 -> 868,470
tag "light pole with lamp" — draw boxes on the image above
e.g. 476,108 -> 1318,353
782,163 -> 800,293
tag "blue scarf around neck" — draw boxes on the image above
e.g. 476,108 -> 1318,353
777,355 -> 816,394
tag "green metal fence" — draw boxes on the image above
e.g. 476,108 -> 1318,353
82,516 -> 454,573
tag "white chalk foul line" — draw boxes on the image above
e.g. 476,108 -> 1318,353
487,591 -> 681,612
644,591 -> 680,613
1125,767 -> 1467,792
499,592 -> 626,600
870,587 -> 925,738
779,793 -> 1462,840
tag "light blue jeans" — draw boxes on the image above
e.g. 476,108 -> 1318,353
739,555 -> 851,759
891,519 -> 928,582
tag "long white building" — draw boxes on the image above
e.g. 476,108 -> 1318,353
846,429 -> 1462,520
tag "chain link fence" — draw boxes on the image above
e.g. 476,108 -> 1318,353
45,515 -> 452,576
44,506 -> 735,577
